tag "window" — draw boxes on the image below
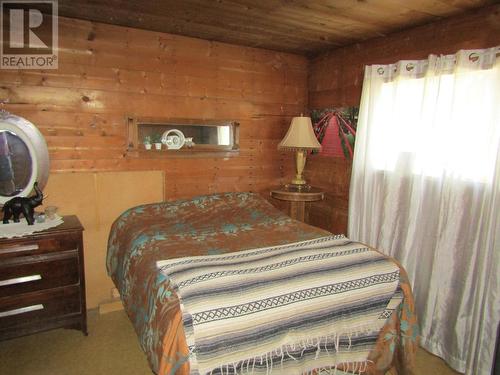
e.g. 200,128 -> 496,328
369,67 -> 499,182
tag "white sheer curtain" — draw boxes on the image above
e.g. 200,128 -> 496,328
349,47 -> 500,375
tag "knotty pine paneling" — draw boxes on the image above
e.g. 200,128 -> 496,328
307,5 -> 500,235
0,16 -> 306,199
0,18 -> 304,308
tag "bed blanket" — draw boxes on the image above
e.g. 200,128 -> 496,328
106,192 -> 418,375
157,235 -> 401,375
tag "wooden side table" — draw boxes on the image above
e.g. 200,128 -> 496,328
271,187 -> 324,223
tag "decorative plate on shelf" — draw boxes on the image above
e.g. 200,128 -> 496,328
161,129 -> 185,150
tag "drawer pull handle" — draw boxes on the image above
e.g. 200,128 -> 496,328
1,244 -> 39,254
0,274 -> 42,287
0,304 -> 44,318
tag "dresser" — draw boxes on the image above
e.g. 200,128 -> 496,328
0,215 -> 87,340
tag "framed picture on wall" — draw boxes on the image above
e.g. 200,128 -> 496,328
311,107 -> 358,159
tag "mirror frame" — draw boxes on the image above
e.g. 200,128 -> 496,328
0,110 -> 49,204
126,116 -> 240,157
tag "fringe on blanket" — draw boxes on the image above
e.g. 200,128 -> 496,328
205,359 -> 373,375
200,328 -> 380,375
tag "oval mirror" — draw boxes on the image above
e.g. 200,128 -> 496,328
0,111 -> 49,204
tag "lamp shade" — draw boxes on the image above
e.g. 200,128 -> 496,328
278,116 -> 322,151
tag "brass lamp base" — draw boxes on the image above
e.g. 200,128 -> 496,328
291,177 -> 307,185
289,149 -> 309,187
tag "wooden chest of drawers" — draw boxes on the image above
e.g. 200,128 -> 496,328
0,215 -> 87,340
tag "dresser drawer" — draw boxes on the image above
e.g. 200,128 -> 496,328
0,236 -> 79,260
0,251 -> 79,298
0,286 -> 81,330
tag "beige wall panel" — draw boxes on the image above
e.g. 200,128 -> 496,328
43,173 -> 98,231
83,231 -> 114,309
95,171 -> 164,225
41,171 -> 164,308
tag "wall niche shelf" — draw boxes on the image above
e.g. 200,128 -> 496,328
126,117 -> 240,158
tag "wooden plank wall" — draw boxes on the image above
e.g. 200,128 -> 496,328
0,17 -> 309,308
0,16 -> 308,199
306,5 -> 500,235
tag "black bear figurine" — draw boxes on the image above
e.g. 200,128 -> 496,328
2,182 -> 44,225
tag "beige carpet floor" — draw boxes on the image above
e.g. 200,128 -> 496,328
0,310 -> 460,375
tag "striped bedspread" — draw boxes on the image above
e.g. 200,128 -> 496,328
157,235 -> 402,375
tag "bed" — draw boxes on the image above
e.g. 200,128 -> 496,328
106,192 -> 418,375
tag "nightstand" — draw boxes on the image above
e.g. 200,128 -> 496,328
271,186 -> 324,223
0,215 -> 87,340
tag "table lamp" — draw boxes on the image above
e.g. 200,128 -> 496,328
278,115 -> 321,188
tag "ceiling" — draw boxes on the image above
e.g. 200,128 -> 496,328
57,0 -> 495,56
